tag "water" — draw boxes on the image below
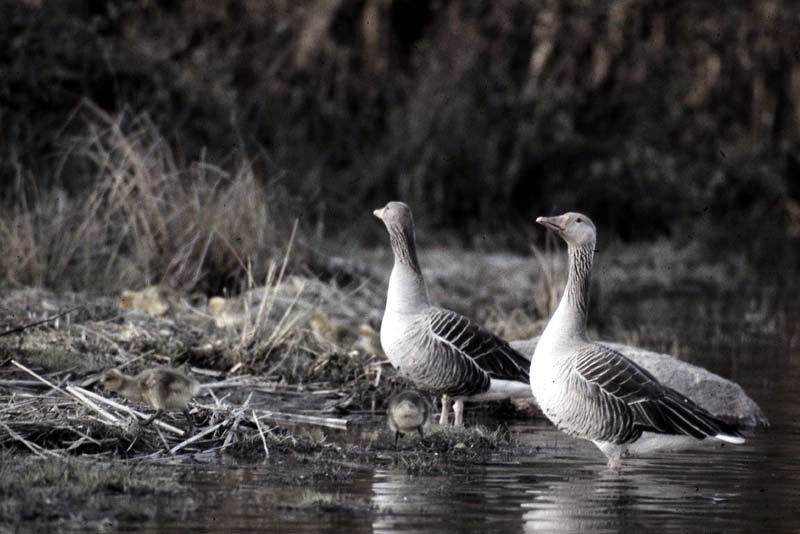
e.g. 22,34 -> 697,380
119,291 -> 799,533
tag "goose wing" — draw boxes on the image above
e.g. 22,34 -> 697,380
573,343 -> 742,442
427,307 -> 530,383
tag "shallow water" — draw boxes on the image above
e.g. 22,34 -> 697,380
121,291 -> 799,533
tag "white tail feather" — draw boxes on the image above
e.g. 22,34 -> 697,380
715,433 -> 745,444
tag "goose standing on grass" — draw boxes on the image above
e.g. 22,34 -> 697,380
387,390 -> 430,444
374,201 -> 532,425
101,366 -> 200,426
531,212 -> 744,468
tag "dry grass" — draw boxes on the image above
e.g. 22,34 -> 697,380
0,101 -> 287,295
227,222 -> 314,374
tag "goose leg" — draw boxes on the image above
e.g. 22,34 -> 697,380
453,399 -> 465,426
439,394 -> 452,425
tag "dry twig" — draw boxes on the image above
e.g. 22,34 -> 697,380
0,305 -> 82,337
252,409 -> 270,460
0,420 -> 61,458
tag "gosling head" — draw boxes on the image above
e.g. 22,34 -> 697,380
207,296 -> 227,317
100,368 -> 127,392
373,201 -> 414,229
536,212 -> 596,249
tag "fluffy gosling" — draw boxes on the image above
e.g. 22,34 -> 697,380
387,390 -> 430,444
119,285 -> 178,316
101,366 -> 200,426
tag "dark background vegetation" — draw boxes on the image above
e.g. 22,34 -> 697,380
1,0 -> 798,292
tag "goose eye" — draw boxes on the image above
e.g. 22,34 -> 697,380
576,217 -> 583,223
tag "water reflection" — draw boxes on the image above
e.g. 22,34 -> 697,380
519,440 -> 750,533
369,423 -> 799,533
372,464 -> 526,533
520,430 -> 800,532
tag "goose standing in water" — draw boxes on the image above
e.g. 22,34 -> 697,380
387,390 -> 430,443
101,366 -> 200,426
531,212 -> 744,468
374,201 -> 532,425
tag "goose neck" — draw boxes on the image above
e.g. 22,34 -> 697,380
388,223 -> 421,273
386,224 -> 429,311
567,243 -> 593,317
550,242 -> 594,337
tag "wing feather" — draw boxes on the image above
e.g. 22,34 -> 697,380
427,308 -> 530,383
573,344 -> 742,442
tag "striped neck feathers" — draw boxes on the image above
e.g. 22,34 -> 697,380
548,241 -> 594,341
389,222 -> 421,273
386,222 -> 430,311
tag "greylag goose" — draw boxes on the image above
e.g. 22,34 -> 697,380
374,201 -> 532,425
387,390 -> 430,443
101,365 -> 200,426
531,212 -> 744,468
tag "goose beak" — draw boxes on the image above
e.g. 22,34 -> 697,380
536,215 -> 565,233
373,207 -> 385,219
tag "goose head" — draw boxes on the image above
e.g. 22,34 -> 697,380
374,201 -> 414,229
100,368 -> 128,392
536,212 -> 596,248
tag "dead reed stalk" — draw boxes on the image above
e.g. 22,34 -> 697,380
0,100 -> 287,294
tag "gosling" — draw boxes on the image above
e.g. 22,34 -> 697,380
119,285 -> 178,316
387,390 -> 430,444
101,366 -> 200,426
